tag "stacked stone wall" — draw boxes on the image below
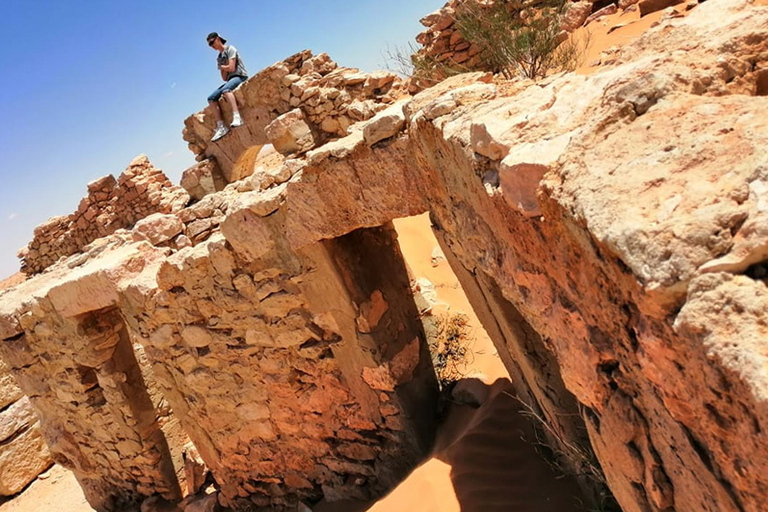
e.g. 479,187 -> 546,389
0,246 -> 184,511
0,358 -> 52,496
182,50 -> 406,182
119,223 -> 435,509
19,155 -> 189,275
0,147 -> 438,510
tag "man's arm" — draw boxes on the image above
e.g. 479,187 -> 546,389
218,47 -> 238,74
220,68 -> 228,81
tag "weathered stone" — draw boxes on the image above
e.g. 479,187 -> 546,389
264,109 -> 318,155
361,100 -> 408,146
133,213 -> 184,246
586,4 -> 618,24
0,425 -> 51,496
639,0 -> 684,16
562,2 -> 593,31
0,397 -> 37,442
180,159 -> 226,201
19,156 -> 189,274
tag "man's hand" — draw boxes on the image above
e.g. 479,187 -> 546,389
219,59 -> 237,74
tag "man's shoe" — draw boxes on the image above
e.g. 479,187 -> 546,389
211,125 -> 229,142
231,113 -> 243,128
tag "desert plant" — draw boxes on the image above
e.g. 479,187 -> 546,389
384,42 -> 471,89
505,392 -> 620,511
455,0 -> 590,79
426,313 -> 473,388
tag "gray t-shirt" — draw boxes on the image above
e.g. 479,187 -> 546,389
217,45 -> 248,80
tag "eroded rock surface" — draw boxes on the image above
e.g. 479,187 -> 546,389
0,359 -> 52,496
4,1 -> 768,511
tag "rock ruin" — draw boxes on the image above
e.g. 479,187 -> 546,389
0,358 -> 51,496
2,0 -> 768,511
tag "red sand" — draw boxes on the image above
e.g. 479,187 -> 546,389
0,273 -> 25,293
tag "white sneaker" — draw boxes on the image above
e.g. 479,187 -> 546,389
230,113 -> 243,128
211,125 -> 229,142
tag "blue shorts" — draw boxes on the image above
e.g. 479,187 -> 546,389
207,76 -> 246,102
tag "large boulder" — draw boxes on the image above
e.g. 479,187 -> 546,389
264,109 -> 319,156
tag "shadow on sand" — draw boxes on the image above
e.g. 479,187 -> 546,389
315,378 -> 587,512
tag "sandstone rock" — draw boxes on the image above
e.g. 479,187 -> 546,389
305,131 -> 364,166
10,3 -> 768,511
562,2 -> 594,31
0,425 -> 52,496
499,133 -> 571,217
0,397 -> 37,442
180,159 -> 226,201
585,4 -> 618,25
451,377 -> 491,407
20,156 -> 189,274
133,213 -> 184,246
0,359 -> 23,410
182,442 -> 210,496
355,290 -> 389,333
264,109 -> 318,156
361,100 -> 409,146
430,246 -> 446,267
639,0 -> 684,16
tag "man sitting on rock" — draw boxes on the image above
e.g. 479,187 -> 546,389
206,32 -> 248,142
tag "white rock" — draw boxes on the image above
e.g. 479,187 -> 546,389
133,213 -> 184,246
362,100 -> 409,146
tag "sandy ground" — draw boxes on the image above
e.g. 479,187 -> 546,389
577,6 -> 680,74
0,273 -> 25,293
359,216 -> 584,512
0,465 -> 92,512
392,214 -> 509,383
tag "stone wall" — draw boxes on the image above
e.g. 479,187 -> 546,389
411,0 -> 615,84
182,50 -> 406,183
179,1 -> 768,510
0,147 -> 438,510
0,358 -> 52,496
19,155 -> 189,275
0,244 -> 184,511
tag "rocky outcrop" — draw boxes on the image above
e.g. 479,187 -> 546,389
19,155 -> 189,275
182,50 -> 406,182
0,359 -> 52,496
3,0 -> 768,511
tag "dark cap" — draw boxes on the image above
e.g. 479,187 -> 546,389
206,32 -> 227,44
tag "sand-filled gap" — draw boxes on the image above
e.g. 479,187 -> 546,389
340,213 -> 598,512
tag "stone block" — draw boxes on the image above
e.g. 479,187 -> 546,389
133,213 -> 184,246
639,0 -> 684,16
180,159 -> 226,201
362,100 -> 408,146
264,109 -> 318,156
0,425 -> 52,496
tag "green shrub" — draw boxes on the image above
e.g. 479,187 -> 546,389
455,0 -> 588,80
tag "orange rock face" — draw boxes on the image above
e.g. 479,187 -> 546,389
3,1 -> 768,511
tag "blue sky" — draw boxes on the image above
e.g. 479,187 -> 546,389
0,0 -> 440,278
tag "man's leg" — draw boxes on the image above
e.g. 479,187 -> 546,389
207,85 -> 229,142
222,92 -> 239,117
208,99 -> 223,123
222,92 -> 243,127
